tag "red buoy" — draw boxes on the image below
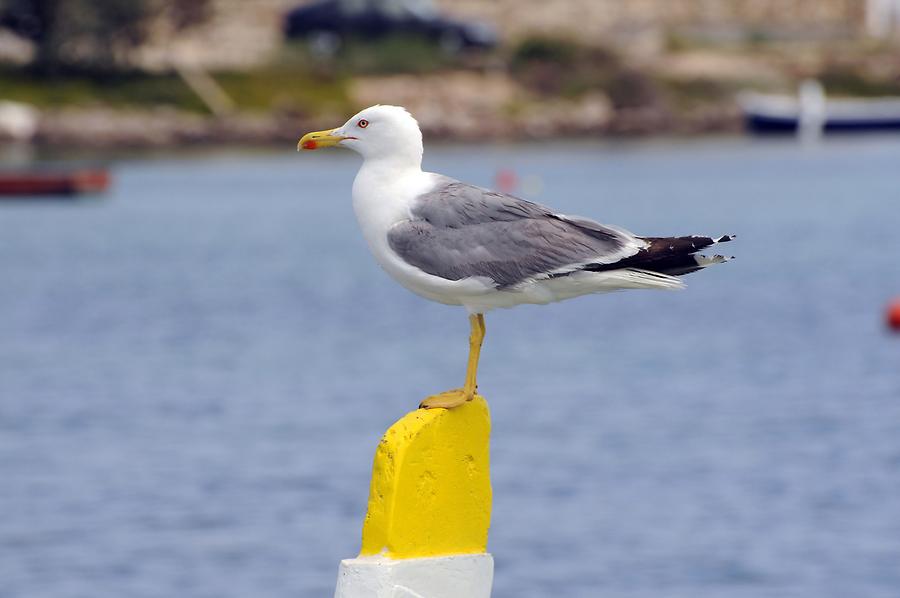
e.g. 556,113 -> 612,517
494,169 -> 517,194
887,299 -> 900,332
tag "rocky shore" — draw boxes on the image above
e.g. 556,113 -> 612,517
1,70 -> 743,149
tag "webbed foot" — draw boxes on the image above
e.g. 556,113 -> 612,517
419,388 -> 475,410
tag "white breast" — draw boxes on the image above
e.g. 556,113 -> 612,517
351,166 -> 488,306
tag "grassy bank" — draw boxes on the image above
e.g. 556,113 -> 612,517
0,66 -> 350,115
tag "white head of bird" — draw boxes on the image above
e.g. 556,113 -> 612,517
298,105 -> 424,169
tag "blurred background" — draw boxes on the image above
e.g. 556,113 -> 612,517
1,1 -> 900,597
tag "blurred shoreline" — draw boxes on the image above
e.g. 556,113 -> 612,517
7,36 -> 900,149
3,0 -> 900,149
17,98 -> 742,150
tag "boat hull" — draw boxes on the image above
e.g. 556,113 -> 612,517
746,113 -> 900,134
0,170 -> 110,197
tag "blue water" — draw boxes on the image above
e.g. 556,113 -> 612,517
1,137 -> 899,598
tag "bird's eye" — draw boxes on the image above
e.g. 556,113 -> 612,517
357,119 -> 369,128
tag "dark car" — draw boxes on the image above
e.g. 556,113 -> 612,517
284,0 -> 497,54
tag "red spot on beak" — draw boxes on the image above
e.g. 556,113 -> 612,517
302,140 -> 318,150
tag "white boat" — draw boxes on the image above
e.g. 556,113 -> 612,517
739,81 -> 900,134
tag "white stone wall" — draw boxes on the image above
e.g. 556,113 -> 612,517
439,0 -> 867,41
136,0 -> 294,70
135,0 -> 874,71
867,0 -> 900,36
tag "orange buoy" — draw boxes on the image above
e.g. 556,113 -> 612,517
887,299 -> 900,332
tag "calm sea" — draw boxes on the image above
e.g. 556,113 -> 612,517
1,137 -> 899,598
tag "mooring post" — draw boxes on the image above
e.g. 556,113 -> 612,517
334,396 -> 493,598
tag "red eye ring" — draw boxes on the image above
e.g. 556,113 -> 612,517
357,119 -> 369,128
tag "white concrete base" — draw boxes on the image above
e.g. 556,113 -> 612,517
334,554 -> 493,598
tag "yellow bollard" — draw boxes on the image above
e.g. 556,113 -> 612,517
361,395 -> 492,557
335,396 -> 494,597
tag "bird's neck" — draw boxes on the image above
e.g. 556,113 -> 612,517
356,153 -> 423,188
360,149 -> 422,174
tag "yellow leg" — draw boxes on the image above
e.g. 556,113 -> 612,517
420,314 -> 486,409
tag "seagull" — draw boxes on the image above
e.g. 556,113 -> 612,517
298,105 -> 733,409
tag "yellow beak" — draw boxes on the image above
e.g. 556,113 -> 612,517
297,128 -> 345,151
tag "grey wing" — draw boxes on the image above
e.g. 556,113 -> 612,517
387,177 -> 646,289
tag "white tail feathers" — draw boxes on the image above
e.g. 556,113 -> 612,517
620,268 -> 686,290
